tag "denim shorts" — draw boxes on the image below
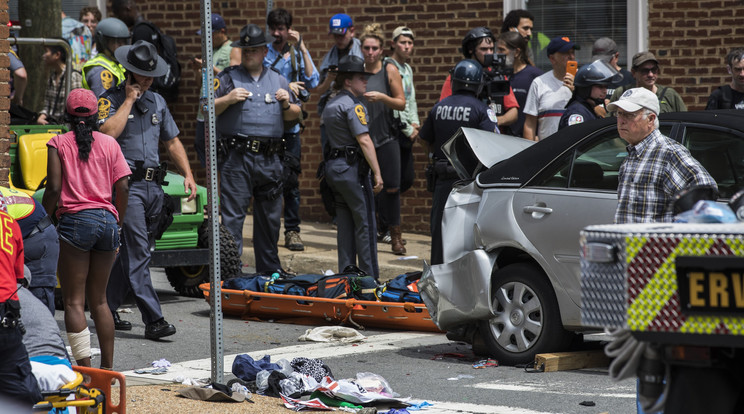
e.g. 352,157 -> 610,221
57,209 -> 120,252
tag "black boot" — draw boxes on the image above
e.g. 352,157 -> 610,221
113,312 -> 132,331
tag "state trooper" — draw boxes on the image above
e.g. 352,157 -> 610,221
558,59 -> 621,130
321,55 -> 383,277
82,17 -> 130,98
99,40 -> 197,340
214,24 -> 301,274
419,59 -> 499,265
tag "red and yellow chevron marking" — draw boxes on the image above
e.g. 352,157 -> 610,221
625,233 -> 744,336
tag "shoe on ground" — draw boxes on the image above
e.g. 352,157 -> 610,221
145,319 -> 176,340
113,312 -> 132,331
378,230 -> 406,245
284,231 -> 305,251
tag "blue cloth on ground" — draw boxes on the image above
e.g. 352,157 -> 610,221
232,354 -> 281,381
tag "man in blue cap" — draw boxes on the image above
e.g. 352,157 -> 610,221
522,36 -> 578,141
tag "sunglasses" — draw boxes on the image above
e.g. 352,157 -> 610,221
637,66 -> 659,75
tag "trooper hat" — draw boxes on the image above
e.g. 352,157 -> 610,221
231,24 -> 273,48
115,40 -> 169,77
607,87 -> 660,115
337,55 -> 373,76
66,88 -> 98,117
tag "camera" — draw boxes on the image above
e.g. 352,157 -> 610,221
480,54 -> 512,103
297,87 -> 310,102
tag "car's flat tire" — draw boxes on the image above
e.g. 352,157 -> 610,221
478,262 -> 573,365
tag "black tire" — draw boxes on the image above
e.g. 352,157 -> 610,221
165,223 -> 241,297
477,262 -> 573,365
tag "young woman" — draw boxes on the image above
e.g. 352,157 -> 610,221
497,31 -> 543,137
42,88 -> 131,369
359,23 -> 407,255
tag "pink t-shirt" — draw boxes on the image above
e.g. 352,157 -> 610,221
48,131 -> 131,221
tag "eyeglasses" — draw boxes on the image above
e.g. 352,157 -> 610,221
616,110 -> 643,121
637,66 -> 659,75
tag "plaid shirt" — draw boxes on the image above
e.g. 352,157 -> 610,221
615,129 -> 717,224
39,67 -> 83,122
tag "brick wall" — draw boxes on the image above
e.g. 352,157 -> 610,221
648,0 -> 744,109
0,0 -> 8,188
113,0 -> 503,233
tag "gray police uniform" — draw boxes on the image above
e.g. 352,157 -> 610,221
84,65 -> 119,98
99,84 -> 179,325
215,66 -> 291,273
321,90 -> 379,277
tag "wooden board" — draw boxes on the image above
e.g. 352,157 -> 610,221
534,350 -> 610,372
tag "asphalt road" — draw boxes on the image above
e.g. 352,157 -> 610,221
52,268 -> 638,414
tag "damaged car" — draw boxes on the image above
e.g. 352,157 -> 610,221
419,110 -> 744,365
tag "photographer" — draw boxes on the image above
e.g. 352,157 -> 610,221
265,8 -> 320,252
439,27 -> 518,129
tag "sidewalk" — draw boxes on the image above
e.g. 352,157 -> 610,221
239,216 -> 430,282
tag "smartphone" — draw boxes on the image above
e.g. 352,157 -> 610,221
566,60 -> 578,77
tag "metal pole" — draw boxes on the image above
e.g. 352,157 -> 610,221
8,37 -> 73,97
200,0 -> 224,384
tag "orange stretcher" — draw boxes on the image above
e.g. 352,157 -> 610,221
199,283 -> 443,332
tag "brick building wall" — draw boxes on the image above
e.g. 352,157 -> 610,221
1,0 -> 9,188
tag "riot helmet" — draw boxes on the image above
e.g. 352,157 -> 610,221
574,59 -> 622,102
461,27 -> 495,59
95,18 -> 130,58
451,59 -> 483,95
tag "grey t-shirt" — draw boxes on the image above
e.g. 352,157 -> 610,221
19,287 -> 67,359
321,91 -> 369,149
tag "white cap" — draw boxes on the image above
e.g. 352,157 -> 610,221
607,87 -> 660,115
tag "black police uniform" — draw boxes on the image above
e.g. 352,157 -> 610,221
558,98 -> 597,130
322,90 -> 379,277
419,92 -> 498,265
214,65 -> 293,273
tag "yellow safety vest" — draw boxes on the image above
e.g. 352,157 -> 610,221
0,186 -> 36,220
81,54 -> 126,90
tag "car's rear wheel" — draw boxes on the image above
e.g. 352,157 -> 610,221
478,262 -> 573,365
165,223 -> 241,297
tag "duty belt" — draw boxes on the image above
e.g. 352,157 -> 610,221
433,158 -> 459,180
130,161 -> 168,184
328,146 -> 360,162
26,214 -> 53,239
0,300 -> 21,330
226,135 -> 283,155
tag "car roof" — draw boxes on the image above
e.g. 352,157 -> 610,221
478,109 -> 744,186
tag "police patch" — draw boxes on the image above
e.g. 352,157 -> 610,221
213,78 -> 220,91
98,98 -> 111,120
354,104 -> 367,125
568,114 -> 584,126
100,70 -> 114,90
487,108 -> 498,123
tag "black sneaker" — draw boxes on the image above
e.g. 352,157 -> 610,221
144,319 -> 176,340
113,312 -> 132,331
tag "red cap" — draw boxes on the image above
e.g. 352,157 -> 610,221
66,88 -> 98,117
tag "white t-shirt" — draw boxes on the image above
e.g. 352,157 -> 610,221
523,71 -> 572,140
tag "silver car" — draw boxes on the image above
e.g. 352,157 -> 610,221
420,111 -> 744,365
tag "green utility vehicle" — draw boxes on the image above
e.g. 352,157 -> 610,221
9,124 -> 240,297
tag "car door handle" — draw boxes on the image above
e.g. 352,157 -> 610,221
523,205 -> 553,214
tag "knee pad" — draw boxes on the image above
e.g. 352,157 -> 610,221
67,328 -> 91,361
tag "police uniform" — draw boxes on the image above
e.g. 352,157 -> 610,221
99,82 -> 178,326
419,93 -> 498,265
82,54 -> 126,98
0,187 -> 59,315
558,98 -> 597,130
322,90 -> 379,277
215,65 -> 292,272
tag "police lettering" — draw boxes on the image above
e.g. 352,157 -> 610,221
688,271 -> 744,309
435,105 -> 471,121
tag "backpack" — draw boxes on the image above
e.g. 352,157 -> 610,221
376,271 -> 423,303
133,21 -> 181,102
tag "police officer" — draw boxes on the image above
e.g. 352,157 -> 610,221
322,55 -> 383,277
0,200 -> 43,407
82,17 -> 130,98
99,40 -> 197,340
558,59 -> 621,130
214,24 -> 301,274
420,59 -> 499,265
0,187 -> 59,315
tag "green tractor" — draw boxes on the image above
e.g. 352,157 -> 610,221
9,124 -> 241,297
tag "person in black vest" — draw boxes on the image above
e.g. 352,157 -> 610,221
706,47 -> 744,110
419,59 -> 499,265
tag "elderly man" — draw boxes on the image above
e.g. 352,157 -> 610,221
609,51 -> 686,113
608,87 -> 715,224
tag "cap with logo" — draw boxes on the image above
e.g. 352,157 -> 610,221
231,24 -> 273,48
607,87 -> 660,115
632,51 -> 659,69
196,13 -> 227,35
392,26 -> 414,41
329,13 -> 353,35
546,36 -> 580,56
66,88 -> 98,117
591,37 -> 618,62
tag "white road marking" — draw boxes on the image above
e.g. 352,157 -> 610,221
415,400 -> 559,414
471,382 -> 636,399
122,331 -> 449,382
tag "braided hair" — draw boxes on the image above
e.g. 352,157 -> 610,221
64,112 -> 98,162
